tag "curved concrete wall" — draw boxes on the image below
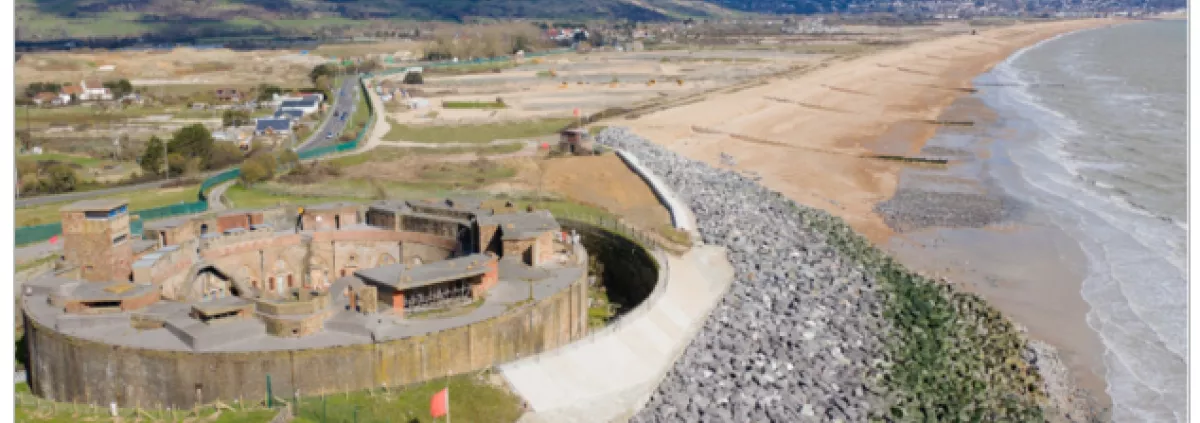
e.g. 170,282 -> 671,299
25,267 -> 587,408
613,150 -> 699,241
23,223 -> 659,410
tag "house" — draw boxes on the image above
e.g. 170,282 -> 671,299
60,84 -> 83,100
78,79 -> 113,101
273,109 -> 304,121
32,92 -> 69,107
279,97 -> 321,115
254,118 -> 293,135
215,89 -> 241,102
296,92 -> 325,103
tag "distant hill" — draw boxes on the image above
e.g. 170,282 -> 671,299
15,0 -> 1186,41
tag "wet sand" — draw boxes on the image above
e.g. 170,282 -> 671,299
623,18 -> 1119,413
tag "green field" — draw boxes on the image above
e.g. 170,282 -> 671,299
384,118 -> 572,144
328,143 -> 525,168
16,184 -> 200,227
14,383 -> 280,423
291,373 -> 522,423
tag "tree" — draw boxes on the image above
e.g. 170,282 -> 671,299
309,63 -> 338,86
257,84 -> 283,101
238,153 -> 276,186
222,109 -> 252,127
24,82 -> 62,99
209,142 -> 246,169
168,124 -> 215,169
314,74 -> 333,95
167,153 -> 188,176
279,149 -> 300,169
403,71 -> 424,85
104,79 -> 133,97
140,136 -> 165,176
42,164 -> 77,193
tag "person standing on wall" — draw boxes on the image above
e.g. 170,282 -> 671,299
295,207 -> 305,233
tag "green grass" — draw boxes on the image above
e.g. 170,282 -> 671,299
587,125 -> 608,137
424,61 -> 519,76
17,255 -> 58,273
416,162 -> 517,183
19,152 -> 106,167
18,106 -> 172,126
14,382 -> 280,423
223,184 -> 362,210
385,118 -> 573,144
291,373 -> 523,423
656,225 -> 691,246
15,184 -> 201,227
328,143 -> 525,168
442,101 -> 507,110
588,284 -> 615,328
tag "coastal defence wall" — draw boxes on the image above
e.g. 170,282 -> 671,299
24,266 -> 590,409
559,220 -> 659,313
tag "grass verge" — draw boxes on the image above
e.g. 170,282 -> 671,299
385,118 -> 573,144
14,383 -> 280,423
291,373 -> 522,423
16,184 -> 201,227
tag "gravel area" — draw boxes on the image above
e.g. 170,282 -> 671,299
595,126 -> 1084,422
595,127 -> 892,422
874,188 -> 1018,232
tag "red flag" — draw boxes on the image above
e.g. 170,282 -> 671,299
49,235 -> 58,245
430,388 -> 449,418
573,108 -> 580,117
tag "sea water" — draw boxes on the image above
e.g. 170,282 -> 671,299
977,20 -> 1186,422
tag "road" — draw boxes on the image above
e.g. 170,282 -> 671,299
296,77 -> 361,152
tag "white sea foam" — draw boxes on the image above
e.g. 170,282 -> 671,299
982,22 -> 1187,423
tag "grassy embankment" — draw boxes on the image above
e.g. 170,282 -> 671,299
14,383 -> 278,423
384,118 -> 573,144
338,83 -> 372,141
804,205 -> 1050,421
16,184 -> 200,227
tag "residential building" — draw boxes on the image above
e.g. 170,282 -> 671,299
254,118 -> 293,135
79,79 -> 113,101
279,97 -> 320,115
274,109 -> 304,121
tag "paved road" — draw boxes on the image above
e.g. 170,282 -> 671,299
296,77 -> 361,152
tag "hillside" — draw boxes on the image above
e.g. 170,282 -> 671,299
15,0 -> 1185,41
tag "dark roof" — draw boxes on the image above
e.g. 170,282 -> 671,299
280,98 -> 318,108
477,210 -> 560,240
274,109 -> 303,119
355,253 -> 492,290
60,199 -> 128,212
255,118 -> 291,132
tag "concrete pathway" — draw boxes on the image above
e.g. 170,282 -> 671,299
500,245 -> 734,423
15,240 -> 61,265
207,180 -> 235,212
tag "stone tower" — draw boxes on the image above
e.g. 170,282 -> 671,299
60,199 -> 134,282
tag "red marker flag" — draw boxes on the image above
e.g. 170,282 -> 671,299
49,235 -> 58,245
573,108 -> 581,117
430,387 -> 449,419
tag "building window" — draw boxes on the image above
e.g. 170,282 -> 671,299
112,233 -> 128,245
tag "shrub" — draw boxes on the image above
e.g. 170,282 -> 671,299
403,72 -> 424,85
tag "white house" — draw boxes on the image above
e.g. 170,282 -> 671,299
78,79 -> 113,101
278,97 -> 321,115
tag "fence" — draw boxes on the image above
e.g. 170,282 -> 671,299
15,47 -> 568,247
15,76 -> 377,246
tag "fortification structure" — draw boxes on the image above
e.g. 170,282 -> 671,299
23,198 -> 591,408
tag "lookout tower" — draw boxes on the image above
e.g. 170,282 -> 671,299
60,199 -> 134,282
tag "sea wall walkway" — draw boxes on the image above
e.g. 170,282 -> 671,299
500,149 -> 732,422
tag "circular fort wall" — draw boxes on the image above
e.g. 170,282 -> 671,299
24,222 -> 659,409
558,219 -> 661,315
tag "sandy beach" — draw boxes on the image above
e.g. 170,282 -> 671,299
624,18 -> 1119,412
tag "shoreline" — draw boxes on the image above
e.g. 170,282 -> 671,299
623,17 -> 1120,418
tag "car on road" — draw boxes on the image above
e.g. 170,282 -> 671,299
326,132 -> 333,139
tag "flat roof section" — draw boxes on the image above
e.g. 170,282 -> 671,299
60,199 -> 128,212
355,253 -> 492,291
479,210 -> 560,240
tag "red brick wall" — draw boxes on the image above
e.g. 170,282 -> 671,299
391,291 -> 405,317
217,215 -> 250,233
120,290 -> 160,311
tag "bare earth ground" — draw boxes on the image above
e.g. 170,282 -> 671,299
15,47 -> 331,88
620,18 -> 1119,409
